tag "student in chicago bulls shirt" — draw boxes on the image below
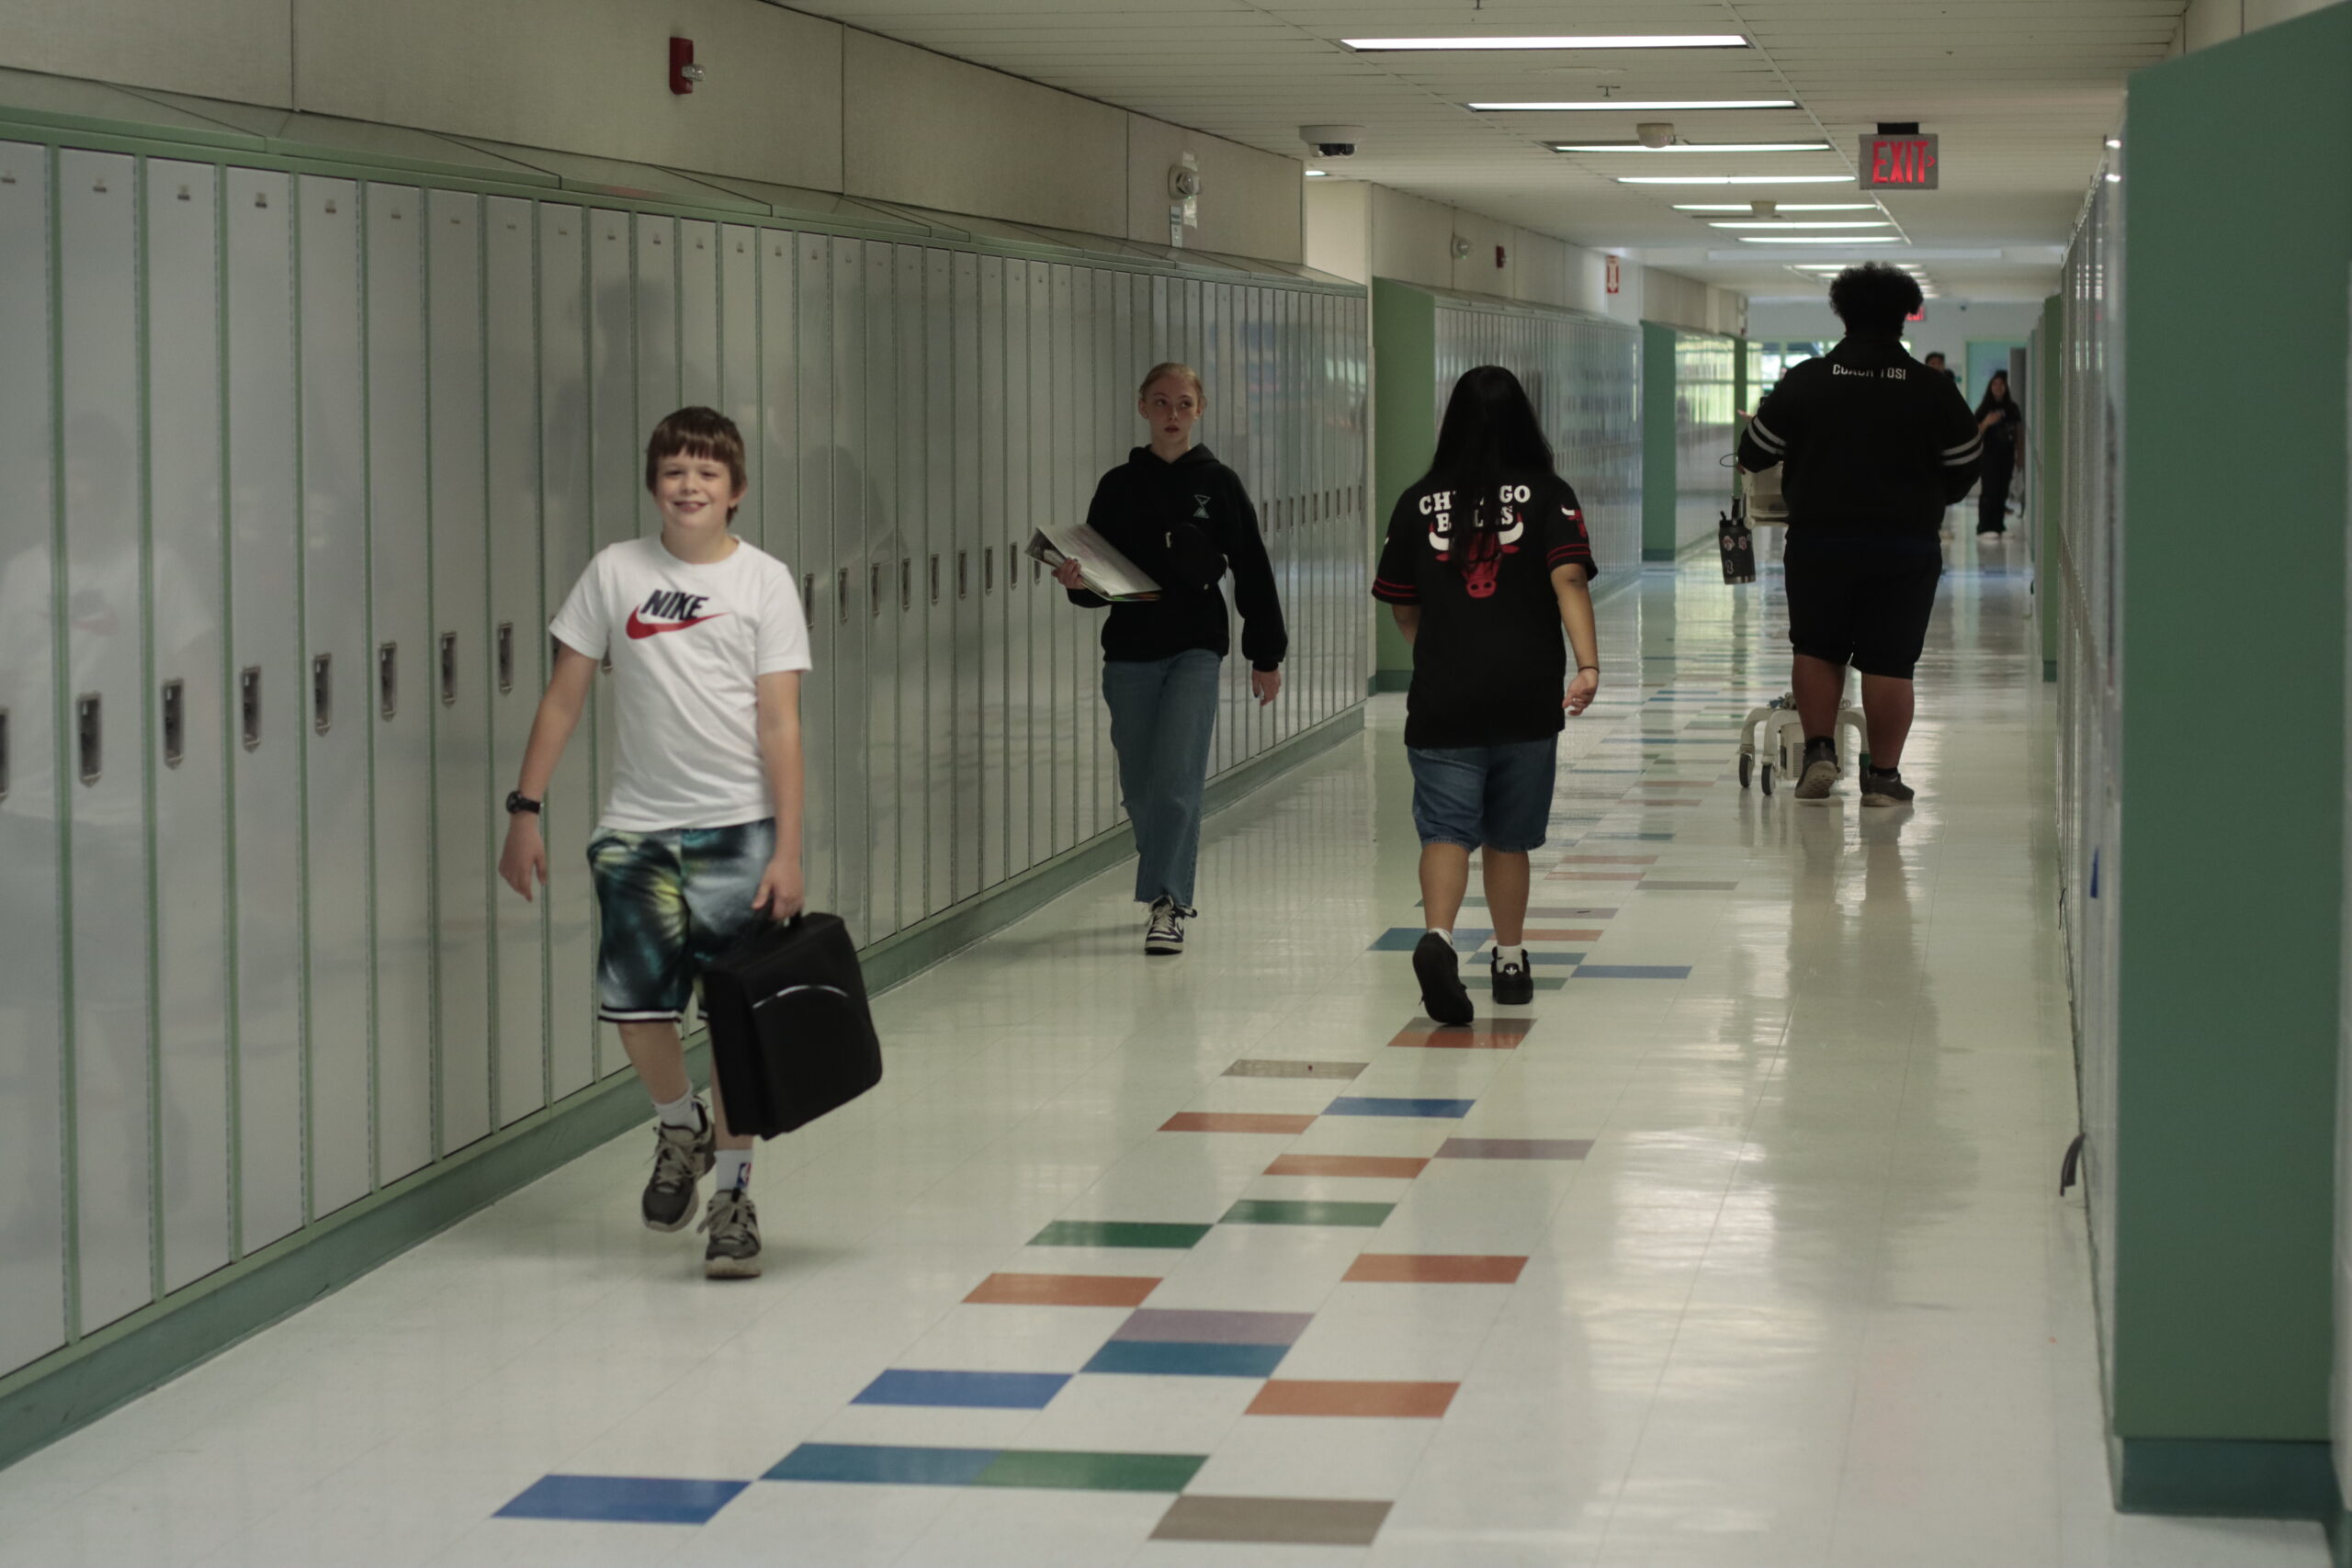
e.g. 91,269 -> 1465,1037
498,407 -> 811,1280
1373,366 -> 1600,1026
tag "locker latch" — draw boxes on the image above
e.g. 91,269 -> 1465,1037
496,623 -> 514,694
802,574 -> 816,618
984,547 -> 994,595
313,653 -> 333,735
870,563 -> 883,618
930,554 -> 940,605
240,667 -> 263,751
76,694 -> 100,784
901,558 -> 912,612
440,632 -> 458,705
837,569 -> 850,623
379,642 -> 398,719
162,678 -> 186,768
958,551 -> 969,601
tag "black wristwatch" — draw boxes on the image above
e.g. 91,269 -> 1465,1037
505,791 -> 542,817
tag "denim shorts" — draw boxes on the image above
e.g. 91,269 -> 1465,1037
586,818 -> 775,1023
1408,738 -> 1559,853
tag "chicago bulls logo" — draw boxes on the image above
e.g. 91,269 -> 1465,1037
1458,487 -> 1529,598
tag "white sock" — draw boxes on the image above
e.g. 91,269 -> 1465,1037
655,1091 -> 705,1131
715,1148 -> 752,1191
1427,927 -> 1453,946
1494,943 -> 1527,968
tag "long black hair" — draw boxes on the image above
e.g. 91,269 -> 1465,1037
1423,366 -> 1555,530
1975,370 -> 2020,421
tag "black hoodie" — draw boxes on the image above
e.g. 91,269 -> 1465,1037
1066,445 -> 1287,671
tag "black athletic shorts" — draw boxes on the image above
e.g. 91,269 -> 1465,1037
1781,535 -> 1942,680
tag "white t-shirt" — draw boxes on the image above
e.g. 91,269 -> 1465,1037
550,536 -> 812,831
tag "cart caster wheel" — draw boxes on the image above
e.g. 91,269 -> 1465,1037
1738,754 -> 1752,789
1759,763 -> 1774,796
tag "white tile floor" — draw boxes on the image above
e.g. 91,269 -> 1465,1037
0,539 -> 2329,1567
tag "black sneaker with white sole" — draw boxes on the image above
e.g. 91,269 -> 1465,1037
642,1110 -> 715,1232
1414,932 -> 1475,1026
1145,898 -> 1194,956
1491,952 -> 1534,1007
1793,736 -> 1840,802
1860,767 -> 1917,807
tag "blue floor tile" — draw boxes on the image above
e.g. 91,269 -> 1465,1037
1081,1339 -> 1291,1378
1323,1096 -> 1476,1119
765,1443 -> 1001,1486
496,1474 -> 750,1525
854,1369 -> 1071,1409
1571,964 -> 1694,980
1369,927 -> 1492,952
1521,951 -> 1588,965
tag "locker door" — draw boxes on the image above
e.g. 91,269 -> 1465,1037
830,238 -> 868,942
1088,268 -> 1117,840
721,225 -> 763,547
1047,264 -> 1076,856
1001,259 -> 1034,875
61,149 -> 155,1328
300,177 -> 375,1213
862,242 -> 902,942
486,197 -> 545,1129
428,189 -> 492,1156
367,182 -> 436,1177
1067,265 -> 1099,846
895,244 -> 931,930
796,235 -> 836,920
1026,262 -> 1055,867
933,248 -> 966,911
0,140 -> 67,1375
586,208 -> 633,1077
680,220 -> 719,411
538,205 -> 595,1103
634,215 -> 678,536
146,160 -> 232,1292
977,254 -> 1007,890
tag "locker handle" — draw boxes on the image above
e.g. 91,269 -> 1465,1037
162,679 -> 186,768
313,653 -> 333,735
900,558 -> 911,612
76,693 -> 100,784
837,569 -> 850,623
240,667 -> 263,751
379,642 -> 398,720
958,550 -> 969,601
984,547 -> 995,594
496,623 -> 514,694
0,707 -> 8,801
870,563 -> 883,618
802,573 -> 816,619
439,632 -> 458,706
930,554 -> 941,605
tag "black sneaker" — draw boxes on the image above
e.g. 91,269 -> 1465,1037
699,1187 -> 762,1279
1413,932 -> 1475,1026
1145,898 -> 1194,956
1793,737 -> 1840,802
1860,767 -> 1917,807
1491,951 -> 1533,1007
641,1109 -> 715,1232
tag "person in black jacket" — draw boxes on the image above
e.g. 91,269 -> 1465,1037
1736,264 -> 1981,806
1373,367 -> 1600,1024
1055,362 -> 1285,957
1973,369 -> 2025,539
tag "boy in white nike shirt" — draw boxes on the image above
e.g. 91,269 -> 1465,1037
498,407 -> 811,1279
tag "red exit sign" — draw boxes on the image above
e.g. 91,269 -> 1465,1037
1861,132 -> 1939,190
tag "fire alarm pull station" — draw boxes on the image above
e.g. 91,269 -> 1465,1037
670,38 -> 705,95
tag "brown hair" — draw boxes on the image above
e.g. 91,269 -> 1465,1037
644,407 -> 749,517
1137,362 -> 1205,405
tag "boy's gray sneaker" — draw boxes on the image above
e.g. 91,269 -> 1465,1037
699,1187 -> 763,1279
641,1111 -> 715,1232
1860,768 -> 1917,807
1145,898 -> 1193,956
1794,738 -> 1840,802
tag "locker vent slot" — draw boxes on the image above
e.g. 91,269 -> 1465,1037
76,694 -> 101,784
312,653 -> 333,735
240,667 -> 262,751
379,642 -> 398,719
496,623 -> 514,694
162,679 -> 186,768
439,632 -> 458,705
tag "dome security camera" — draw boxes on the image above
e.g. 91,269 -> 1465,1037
1300,124 -> 1368,158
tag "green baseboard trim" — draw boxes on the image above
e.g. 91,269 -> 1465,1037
2115,1437 -> 2341,1519
1641,546 -> 1679,561
0,1036 -> 709,1473
1372,668 -> 1411,694
2330,1506 -> 2352,1567
0,699 -> 1369,1475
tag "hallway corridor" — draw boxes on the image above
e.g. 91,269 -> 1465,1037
0,546 -> 2322,1568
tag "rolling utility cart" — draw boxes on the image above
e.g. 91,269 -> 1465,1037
1737,694 -> 1868,797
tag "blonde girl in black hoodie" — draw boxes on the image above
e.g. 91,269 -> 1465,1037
1054,362 -> 1287,956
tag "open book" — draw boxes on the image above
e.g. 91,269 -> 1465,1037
1025,524 -> 1161,601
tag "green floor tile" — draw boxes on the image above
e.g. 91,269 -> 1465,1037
1029,1219 -> 1213,1249
976,1449 -> 1208,1493
1221,1199 -> 1396,1227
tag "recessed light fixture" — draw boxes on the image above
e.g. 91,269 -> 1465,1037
1738,234 -> 1904,243
2106,172 -> 2121,183
1709,220 -> 1891,229
1550,141 -> 1832,153
2104,137 -> 2122,149
1618,175 -> 1852,186
1304,169 -> 1329,177
1469,99 -> 1797,112
1347,34 -> 1747,51
1675,202 -> 1878,212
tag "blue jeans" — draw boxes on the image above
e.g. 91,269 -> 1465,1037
1408,738 -> 1559,853
1102,650 -> 1222,907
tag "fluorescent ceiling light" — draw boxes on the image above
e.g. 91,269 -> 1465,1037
1304,170 -> 1329,177
1618,175 -> 1852,185
1709,220 -> 1891,229
1348,35 -> 1747,51
1674,202 -> 1878,211
1470,99 -> 1796,111
2104,137 -> 2122,149
1550,141 -> 1831,153
1740,234 -> 1903,243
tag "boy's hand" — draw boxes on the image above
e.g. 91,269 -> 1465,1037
1251,669 -> 1283,706
1564,669 -> 1599,716
1051,558 -> 1086,591
499,816 -> 548,901
754,855 -> 805,921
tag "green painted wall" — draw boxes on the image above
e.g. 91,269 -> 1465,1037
1640,321 -> 1679,559
1372,278 -> 1436,686
2112,1 -> 2352,1445
2038,293 -> 2063,680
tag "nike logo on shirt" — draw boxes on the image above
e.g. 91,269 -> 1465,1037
626,606 -> 730,638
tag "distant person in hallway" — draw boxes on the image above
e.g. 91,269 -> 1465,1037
1737,264 -> 1982,807
1374,367 -> 1600,1025
1973,369 -> 2025,539
1923,350 -> 1959,387
1056,362 -> 1285,958
497,408 -> 811,1280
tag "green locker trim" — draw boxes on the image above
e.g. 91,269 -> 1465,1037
2113,1437 -> 2340,1521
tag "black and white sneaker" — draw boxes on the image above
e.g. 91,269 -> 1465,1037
1414,932 -> 1475,1026
1491,952 -> 1534,1007
699,1187 -> 762,1279
1860,767 -> 1917,807
1793,737 -> 1840,803
1145,898 -> 1193,956
641,1110 -> 715,1232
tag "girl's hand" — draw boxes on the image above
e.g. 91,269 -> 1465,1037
1251,669 -> 1283,706
754,855 -> 806,920
1052,558 -> 1087,591
1564,669 -> 1599,716
498,816 -> 548,901
1979,409 -> 2007,429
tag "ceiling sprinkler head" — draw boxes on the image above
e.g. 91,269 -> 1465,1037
1635,122 -> 1676,149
